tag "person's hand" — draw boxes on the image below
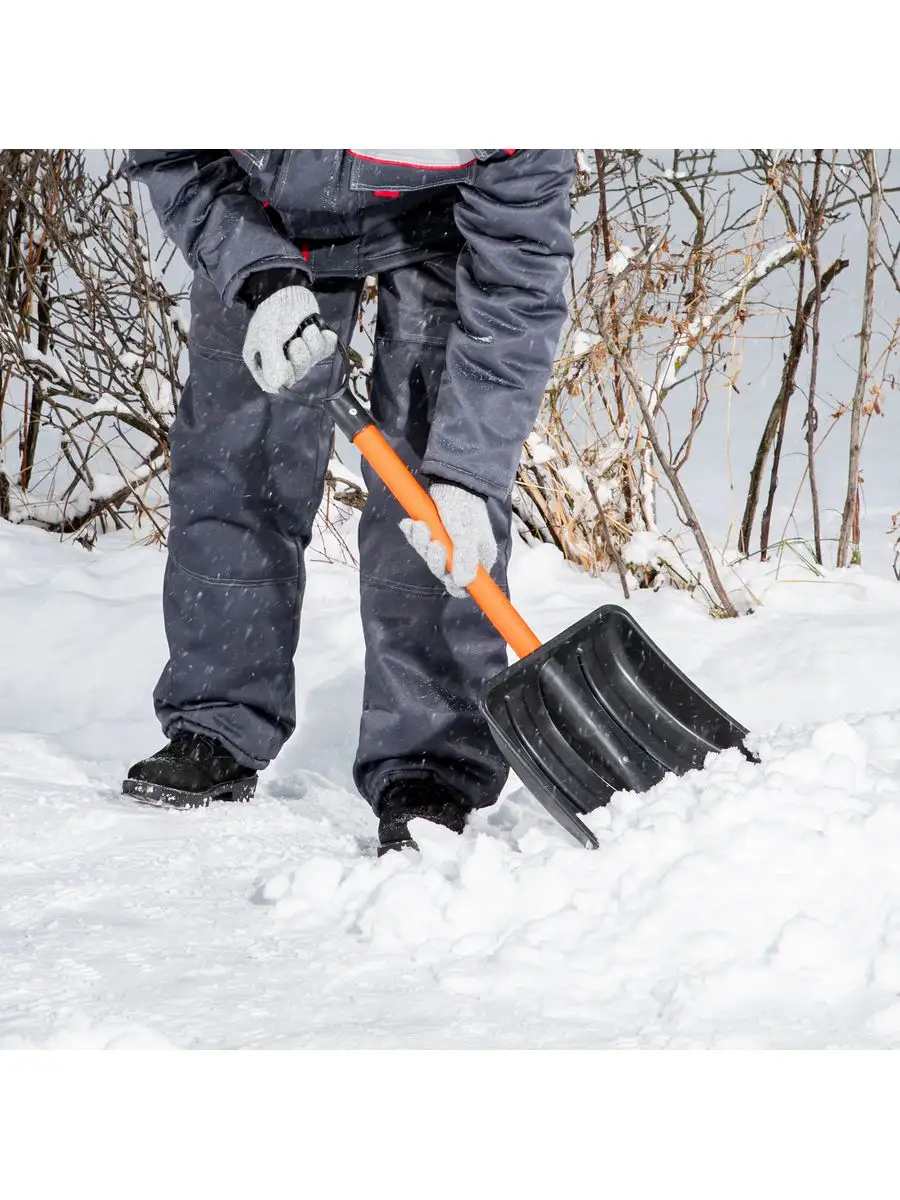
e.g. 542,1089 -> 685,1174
242,286 -> 337,394
400,482 -> 497,598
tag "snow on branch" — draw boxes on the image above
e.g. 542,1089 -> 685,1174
0,149 -> 186,540
21,343 -> 71,385
7,452 -> 167,535
657,241 -> 801,404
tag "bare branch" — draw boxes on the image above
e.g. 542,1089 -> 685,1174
837,151 -> 882,568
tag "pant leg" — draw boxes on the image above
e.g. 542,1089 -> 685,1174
352,255 -> 512,811
155,272 -> 362,769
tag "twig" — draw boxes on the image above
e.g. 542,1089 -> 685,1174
586,476 -> 629,598
606,348 -> 738,617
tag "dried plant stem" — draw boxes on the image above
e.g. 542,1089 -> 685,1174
586,476 -> 630,599
609,349 -> 738,617
837,151 -> 882,568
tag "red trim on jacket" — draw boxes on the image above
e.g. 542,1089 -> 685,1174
347,151 -> 475,170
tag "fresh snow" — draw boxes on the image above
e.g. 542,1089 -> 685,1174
558,463 -> 589,496
4,519 -> 900,1048
570,329 -> 601,357
623,529 -> 665,567
524,432 -> 556,464
605,246 -> 636,278
139,367 -> 175,417
21,343 -> 71,384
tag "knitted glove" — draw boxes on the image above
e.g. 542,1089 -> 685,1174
400,482 -> 497,598
242,286 -> 337,394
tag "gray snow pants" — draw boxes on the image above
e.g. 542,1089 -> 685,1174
155,256 -> 512,812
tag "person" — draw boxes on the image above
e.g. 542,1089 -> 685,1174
122,149 -> 574,854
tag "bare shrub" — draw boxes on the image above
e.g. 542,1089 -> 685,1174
0,150 -> 366,555
515,150 -> 898,611
0,149 -> 183,544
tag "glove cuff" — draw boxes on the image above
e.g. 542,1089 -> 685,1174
427,475 -> 490,501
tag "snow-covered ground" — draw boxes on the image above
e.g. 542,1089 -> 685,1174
4,515 -> 900,1049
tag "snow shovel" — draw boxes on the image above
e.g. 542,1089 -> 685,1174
299,327 -> 754,849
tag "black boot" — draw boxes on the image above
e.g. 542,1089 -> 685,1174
377,777 -> 471,856
122,730 -> 258,808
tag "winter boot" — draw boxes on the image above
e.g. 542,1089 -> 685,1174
122,730 -> 258,808
377,777 -> 471,856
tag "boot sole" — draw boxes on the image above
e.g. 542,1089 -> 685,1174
121,775 -> 258,809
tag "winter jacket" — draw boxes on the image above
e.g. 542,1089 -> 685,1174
125,149 -> 574,499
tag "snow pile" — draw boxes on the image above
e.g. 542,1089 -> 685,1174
257,714 -> 900,1045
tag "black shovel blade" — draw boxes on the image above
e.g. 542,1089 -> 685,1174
479,604 -> 754,848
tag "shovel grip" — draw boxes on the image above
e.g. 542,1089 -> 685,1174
351,424 -> 541,659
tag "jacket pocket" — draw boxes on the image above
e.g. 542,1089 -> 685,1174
348,150 -> 476,194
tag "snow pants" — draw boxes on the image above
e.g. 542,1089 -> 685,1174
155,256 -> 513,812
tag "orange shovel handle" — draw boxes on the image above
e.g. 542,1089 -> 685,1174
353,424 -> 541,660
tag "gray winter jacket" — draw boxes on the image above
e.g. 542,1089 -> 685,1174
126,149 -> 574,499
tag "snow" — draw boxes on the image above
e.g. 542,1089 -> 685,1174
171,304 -> 191,339
94,394 -> 132,416
606,245 -> 636,278
89,472 -> 127,501
139,367 -> 174,416
3,519 -> 900,1048
623,529 -> 665,566
21,342 -> 71,384
717,242 -> 797,309
672,242 -> 796,400
570,329 -> 600,357
558,463 -> 588,495
655,241 -> 799,398
7,460 -> 158,526
524,431 -> 556,464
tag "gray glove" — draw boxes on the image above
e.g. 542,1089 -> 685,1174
400,482 -> 497,598
242,286 -> 337,394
